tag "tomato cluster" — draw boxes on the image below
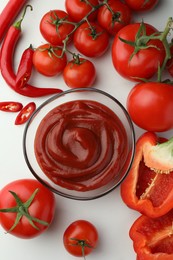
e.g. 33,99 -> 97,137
32,0 -> 133,89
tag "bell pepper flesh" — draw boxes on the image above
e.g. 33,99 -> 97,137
121,132 -> 173,218
129,209 -> 173,260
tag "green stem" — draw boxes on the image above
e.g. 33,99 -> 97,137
14,5 -> 33,30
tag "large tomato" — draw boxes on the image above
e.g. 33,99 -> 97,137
65,0 -> 99,22
97,0 -> 132,36
32,44 -> 67,77
124,0 -> 159,12
63,57 -> 96,88
112,22 -> 165,81
0,179 -> 56,239
63,220 -> 98,257
73,22 -> 109,57
127,82 -> 173,132
40,10 -> 74,46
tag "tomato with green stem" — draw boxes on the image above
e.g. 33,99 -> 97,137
127,82 -> 173,132
124,0 -> 159,12
65,0 -> 99,22
40,10 -> 75,46
32,44 -> 67,77
63,220 -> 98,259
0,179 -> 55,239
112,22 -> 165,81
73,21 -> 109,57
63,56 -> 96,88
97,0 -> 132,36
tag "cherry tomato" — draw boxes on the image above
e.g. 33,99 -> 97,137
32,44 -> 67,77
65,0 -> 99,22
40,10 -> 75,46
0,179 -> 55,239
63,220 -> 98,257
0,101 -> 23,112
124,0 -> 159,12
97,0 -> 132,36
73,22 -> 109,57
15,102 -> 36,125
63,57 -> 96,88
112,22 -> 165,81
127,82 -> 173,132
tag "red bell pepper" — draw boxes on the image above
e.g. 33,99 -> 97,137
129,209 -> 173,260
121,131 -> 173,218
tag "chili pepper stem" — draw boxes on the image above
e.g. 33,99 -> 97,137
143,137 -> 173,174
13,4 -> 33,30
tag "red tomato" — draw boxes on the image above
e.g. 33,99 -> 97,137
73,22 -> 109,57
40,10 -> 74,46
124,0 -> 159,12
0,179 -> 55,239
97,0 -> 132,35
112,22 -> 165,81
65,0 -> 99,22
127,82 -> 173,132
33,44 -> 67,77
15,102 -> 36,125
63,220 -> 98,257
63,58 -> 96,88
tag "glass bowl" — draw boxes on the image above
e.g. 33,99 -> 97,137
23,88 -> 135,200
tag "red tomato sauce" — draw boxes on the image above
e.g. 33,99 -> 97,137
34,100 -> 128,191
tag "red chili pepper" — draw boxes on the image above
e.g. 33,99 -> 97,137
15,44 -> 34,88
0,5 -> 62,97
0,0 -> 28,43
15,102 -> 36,125
121,132 -> 173,218
0,101 -> 23,112
129,210 -> 173,259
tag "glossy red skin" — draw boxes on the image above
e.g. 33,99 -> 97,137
0,101 -> 23,112
15,102 -> 36,125
127,82 -> 173,132
130,209 -> 173,259
63,58 -> 96,88
16,45 -> 34,88
73,22 -> 109,57
112,23 -> 165,81
0,179 -> 55,239
97,0 -> 132,35
63,220 -> 98,257
65,0 -> 99,22
40,10 -> 74,46
124,0 -> 159,12
0,0 -> 28,43
32,44 -> 67,77
0,26 -> 62,97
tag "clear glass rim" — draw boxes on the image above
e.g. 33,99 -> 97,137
23,87 -> 136,201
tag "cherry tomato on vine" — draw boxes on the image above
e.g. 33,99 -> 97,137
97,0 -> 132,36
124,0 -> 159,12
63,220 -> 99,258
63,57 -> 96,88
40,10 -> 75,46
33,44 -> 67,77
112,22 -> 165,81
65,0 -> 99,22
0,179 -> 55,239
127,82 -> 173,132
73,22 -> 109,57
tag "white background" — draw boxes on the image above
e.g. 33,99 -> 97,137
0,0 -> 173,259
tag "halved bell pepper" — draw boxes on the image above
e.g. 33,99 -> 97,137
129,209 -> 173,260
121,131 -> 173,218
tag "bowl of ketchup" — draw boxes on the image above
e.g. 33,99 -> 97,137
23,88 -> 135,200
